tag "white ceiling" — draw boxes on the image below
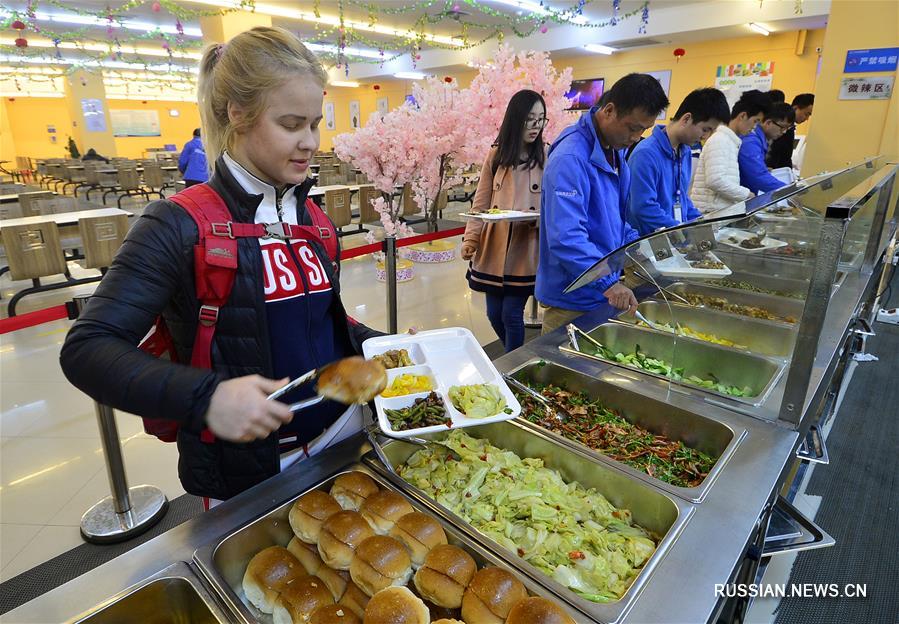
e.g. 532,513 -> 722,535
1,0 -> 831,80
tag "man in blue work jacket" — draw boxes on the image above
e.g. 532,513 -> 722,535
738,102 -> 796,195
178,128 -> 209,186
627,88 -> 730,236
536,73 -> 669,334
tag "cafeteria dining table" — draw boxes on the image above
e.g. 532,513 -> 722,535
0,207 -> 133,231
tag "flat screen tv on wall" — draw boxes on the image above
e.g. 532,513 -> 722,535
565,78 -> 605,110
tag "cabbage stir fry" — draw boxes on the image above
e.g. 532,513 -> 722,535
397,430 -> 657,603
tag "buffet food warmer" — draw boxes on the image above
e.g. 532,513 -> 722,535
5,160 -> 896,624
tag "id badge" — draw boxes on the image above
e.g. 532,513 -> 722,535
673,200 -> 683,223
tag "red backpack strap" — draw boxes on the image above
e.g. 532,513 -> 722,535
168,184 -> 239,371
304,198 -> 339,261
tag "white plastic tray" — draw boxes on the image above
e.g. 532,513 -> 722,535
461,210 -> 539,222
362,327 -> 521,438
639,241 -> 732,278
716,227 -> 788,252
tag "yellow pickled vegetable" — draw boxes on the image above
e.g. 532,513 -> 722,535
638,321 -> 746,349
381,374 -> 433,397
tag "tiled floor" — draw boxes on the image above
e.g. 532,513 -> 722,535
0,198 -> 502,582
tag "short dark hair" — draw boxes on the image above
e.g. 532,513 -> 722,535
600,73 -> 669,117
672,88 -> 730,124
193,128 -> 201,137
767,89 -> 786,104
731,90 -> 770,120
792,93 -> 815,108
767,102 -> 796,124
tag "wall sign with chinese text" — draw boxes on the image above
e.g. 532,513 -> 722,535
844,48 -> 899,73
838,76 -> 894,100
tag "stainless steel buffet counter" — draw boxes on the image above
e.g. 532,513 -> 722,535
5,162 -> 896,624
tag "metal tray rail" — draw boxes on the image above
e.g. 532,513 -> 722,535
193,463 -> 581,624
506,359 -> 747,503
362,420 -> 694,624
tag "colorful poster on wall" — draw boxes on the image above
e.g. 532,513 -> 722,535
645,70 -> 672,120
349,100 -> 361,128
324,102 -> 336,130
376,96 -> 389,116
714,61 -> 775,108
81,98 -> 108,132
838,76 -> 894,100
844,48 -> 899,73
110,109 -> 161,137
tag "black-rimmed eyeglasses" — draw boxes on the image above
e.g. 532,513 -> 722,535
525,117 -> 548,129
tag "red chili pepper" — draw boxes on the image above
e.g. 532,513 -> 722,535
568,550 -> 585,560
517,548 -> 526,557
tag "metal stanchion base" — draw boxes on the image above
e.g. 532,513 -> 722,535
524,296 -> 543,329
80,485 -> 169,544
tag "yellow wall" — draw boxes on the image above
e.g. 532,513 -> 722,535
551,29 -> 824,118
107,100 -> 202,158
4,97 -> 73,159
321,29 -> 825,150
801,1 -> 898,176
2,96 -> 200,160
0,98 -> 17,162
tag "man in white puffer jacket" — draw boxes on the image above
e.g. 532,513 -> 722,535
691,90 -> 770,213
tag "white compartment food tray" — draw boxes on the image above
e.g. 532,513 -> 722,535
716,227 -> 788,252
461,210 -> 539,222
638,241 -> 732,278
363,327 -> 521,438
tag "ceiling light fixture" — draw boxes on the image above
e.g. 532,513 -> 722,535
185,1 -> 463,46
583,43 -> 616,55
748,23 -> 771,36
305,42 -> 384,59
492,0 -> 589,25
394,71 -> 428,80
330,80 -> 360,87
20,11 -> 203,37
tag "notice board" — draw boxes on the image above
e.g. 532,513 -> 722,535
110,109 -> 162,137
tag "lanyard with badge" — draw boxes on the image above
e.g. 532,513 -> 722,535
672,147 -> 683,223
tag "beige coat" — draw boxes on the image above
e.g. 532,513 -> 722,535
463,147 -> 543,296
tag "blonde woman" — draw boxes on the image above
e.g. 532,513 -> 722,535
461,90 -> 546,352
61,27 -> 380,504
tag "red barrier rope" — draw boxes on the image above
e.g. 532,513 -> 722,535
0,226 -> 468,333
0,304 -> 68,334
341,226 -> 465,259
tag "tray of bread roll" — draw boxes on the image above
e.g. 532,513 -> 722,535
193,465 -> 579,624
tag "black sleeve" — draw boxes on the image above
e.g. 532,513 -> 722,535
766,129 -> 794,170
59,201 -> 221,432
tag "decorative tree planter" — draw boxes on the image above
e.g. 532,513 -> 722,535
375,258 -> 415,282
401,239 -> 456,263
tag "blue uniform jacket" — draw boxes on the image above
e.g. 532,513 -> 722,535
626,125 -> 701,235
184,148 -> 209,183
536,107 -> 639,312
738,125 -> 783,194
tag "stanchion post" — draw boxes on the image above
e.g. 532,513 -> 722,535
69,296 -> 169,543
523,295 -> 542,329
385,235 -> 398,334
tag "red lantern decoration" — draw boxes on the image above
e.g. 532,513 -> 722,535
373,84 -> 380,90
444,76 -> 453,83
673,48 -> 686,63
323,90 -> 327,96
11,20 -> 26,30
14,37 -> 27,48
151,1 -> 161,11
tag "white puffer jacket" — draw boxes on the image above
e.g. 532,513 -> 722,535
690,125 -> 753,213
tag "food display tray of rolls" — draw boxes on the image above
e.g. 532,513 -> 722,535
193,464 -> 578,624
362,420 -> 694,624
363,328 -> 521,438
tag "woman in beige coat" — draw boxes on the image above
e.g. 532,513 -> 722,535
461,90 -> 546,352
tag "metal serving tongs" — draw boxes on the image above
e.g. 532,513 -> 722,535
365,425 -> 461,476
631,267 -> 690,305
566,323 -> 609,355
502,374 -> 569,423
267,367 -> 327,413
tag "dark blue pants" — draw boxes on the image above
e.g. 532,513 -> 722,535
485,292 -> 529,352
